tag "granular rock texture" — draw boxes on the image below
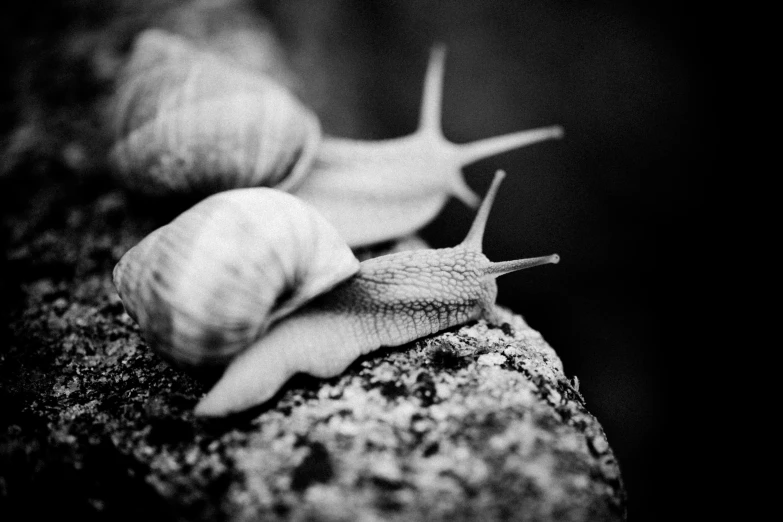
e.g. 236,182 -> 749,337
1,2 -> 625,519
0,175 -> 625,521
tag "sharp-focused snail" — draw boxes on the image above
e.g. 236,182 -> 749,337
113,188 -> 359,368
112,171 -> 559,417
109,29 -> 563,247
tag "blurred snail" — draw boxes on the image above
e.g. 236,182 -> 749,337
109,29 -> 319,197
112,171 -> 559,416
159,0 -> 297,84
109,29 -> 563,247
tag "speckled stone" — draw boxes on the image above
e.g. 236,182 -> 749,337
1,2 -> 625,517
1,178 -> 625,522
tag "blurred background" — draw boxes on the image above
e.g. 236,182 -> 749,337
1,0 -> 711,520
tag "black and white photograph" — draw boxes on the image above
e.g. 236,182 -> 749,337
1,1 -> 710,521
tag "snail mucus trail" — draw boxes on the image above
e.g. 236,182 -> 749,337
192,171 -> 559,417
109,29 -> 564,248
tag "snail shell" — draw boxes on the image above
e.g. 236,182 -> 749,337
113,188 -> 359,367
159,0 -> 297,85
109,29 -> 321,196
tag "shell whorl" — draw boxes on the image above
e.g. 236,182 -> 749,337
112,188 -> 359,367
109,29 -> 321,196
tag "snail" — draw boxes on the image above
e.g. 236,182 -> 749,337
109,29 -> 320,197
109,29 -> 563,247
159,0 -> 298,85
111,170 -> 560,417
112,188 -> 360,368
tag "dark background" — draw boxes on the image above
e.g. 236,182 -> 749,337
266,2 -> 711,519
1,1 -> 713,520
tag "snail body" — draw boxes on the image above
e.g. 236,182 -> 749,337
113,188 -> 359,367
292,46 -> 563,246
191,171 -> 559,416
110,29 -> 563,247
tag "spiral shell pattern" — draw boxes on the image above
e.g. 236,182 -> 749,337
113,188 -> 359,367
109,29 -> 321,196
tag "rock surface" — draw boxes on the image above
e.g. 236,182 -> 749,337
0,176 -> 625,521
1,2 -> 625,519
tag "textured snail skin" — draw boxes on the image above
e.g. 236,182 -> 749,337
195,171 -> 560,417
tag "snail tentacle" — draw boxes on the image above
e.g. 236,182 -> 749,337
295,46 -> 563,246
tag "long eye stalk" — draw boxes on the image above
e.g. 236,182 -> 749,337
484,254 -> 560,277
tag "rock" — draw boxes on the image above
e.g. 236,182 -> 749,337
1,3 -> 625,519
0,176 -> 625,522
